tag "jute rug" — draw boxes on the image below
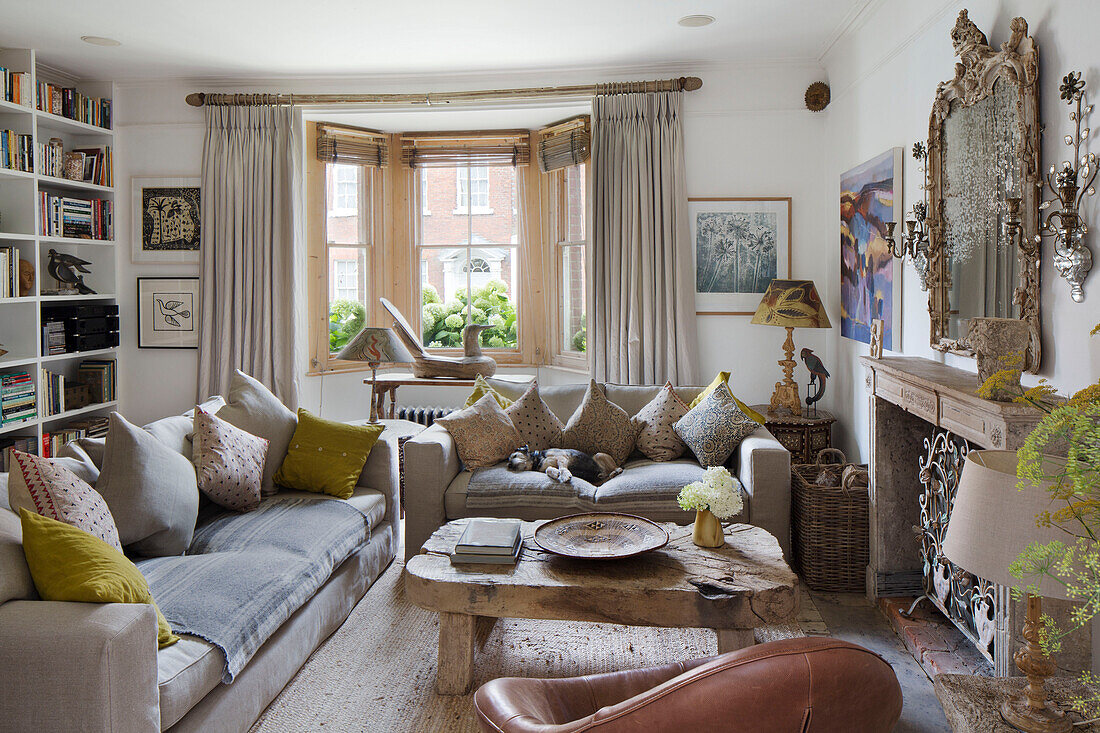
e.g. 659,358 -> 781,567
250,559 -> 819,733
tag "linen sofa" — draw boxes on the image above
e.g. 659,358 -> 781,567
0,410 -> 419,733
403,380 -> 791,563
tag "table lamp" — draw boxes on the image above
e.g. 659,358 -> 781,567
942,450 -> 1074,733
750,279 -> 831,417
336,326 -> 414,423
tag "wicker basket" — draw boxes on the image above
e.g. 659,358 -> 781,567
791,448 -> 869,592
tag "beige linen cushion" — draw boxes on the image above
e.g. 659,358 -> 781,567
562,380 -> 641,465
633,381 -> 690,461
96,412 -> 199,557
505,382 -> 564,451
436,394 -> 521,469
215,371 -> 297,496
192,408 -> 269,512
674,382 -> 759,468
7,450 -> 122,551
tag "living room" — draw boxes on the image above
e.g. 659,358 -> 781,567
1,0 -> 1099,731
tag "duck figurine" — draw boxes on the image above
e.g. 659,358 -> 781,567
379,297 -> 497,378
47,249 -> 96,294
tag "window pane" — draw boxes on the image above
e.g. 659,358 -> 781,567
471,166 -> 516,245
328,246 -> 368,354
421,247 -> 465,347
564,163 -> 586,242
468,246 -> 518,349
561,245 -> 586,353
327,164 -> 365,244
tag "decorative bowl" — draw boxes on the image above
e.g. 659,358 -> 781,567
533,512 -> 669,559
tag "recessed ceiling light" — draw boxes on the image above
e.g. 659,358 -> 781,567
80,36 -> 121,47
678,15 -> 715,28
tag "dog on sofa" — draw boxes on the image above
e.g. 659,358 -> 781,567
506,445 -> 623,484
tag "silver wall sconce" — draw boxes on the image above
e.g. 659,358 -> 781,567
1039,71 -> 1096,302
886,142 -> 932,290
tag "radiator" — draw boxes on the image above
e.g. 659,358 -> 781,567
395,405 -> 453,427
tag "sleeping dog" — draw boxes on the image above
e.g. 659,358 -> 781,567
506,445 -> 623,484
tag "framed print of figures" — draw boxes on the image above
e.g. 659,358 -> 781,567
132,177 -> 201,263
691,197 -> 792,315
138,277 -> 198,349
840,149 -> 903,349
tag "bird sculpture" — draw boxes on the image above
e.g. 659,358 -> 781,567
379,297 -> 497,378
47,249 -> 96,294
800,347 -> 830,407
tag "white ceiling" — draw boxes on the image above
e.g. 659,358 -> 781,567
0,0 -> 870,82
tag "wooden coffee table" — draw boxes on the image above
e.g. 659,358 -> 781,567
405,518 -> 799,694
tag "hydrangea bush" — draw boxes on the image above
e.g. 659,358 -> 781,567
421,279 -> 518,348
677,467 -> 743,519
328,299 -> 366,353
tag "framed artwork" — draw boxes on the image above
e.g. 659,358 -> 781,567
690,197 -> 792,315
137,277 -> 198,349
840,149 -> 903,349
131,177 -> 201,263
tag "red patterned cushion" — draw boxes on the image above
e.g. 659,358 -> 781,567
192,407 -> 269,512
7,450 -> 122,550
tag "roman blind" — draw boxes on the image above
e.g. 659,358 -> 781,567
537,115 -> 590,172
400,130 -> 531,168
316,123 -> 389,167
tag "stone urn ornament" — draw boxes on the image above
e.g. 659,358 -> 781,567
965,317 -> 1031,401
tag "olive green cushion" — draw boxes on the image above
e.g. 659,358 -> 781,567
273,410 -> 383,499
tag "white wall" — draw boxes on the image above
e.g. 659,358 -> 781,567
822,0 -> 1100,461
113,62 -> 829,422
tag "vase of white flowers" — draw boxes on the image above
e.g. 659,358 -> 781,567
677,467 -> 743,548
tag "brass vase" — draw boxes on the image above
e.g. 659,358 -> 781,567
692,509 -> 725,548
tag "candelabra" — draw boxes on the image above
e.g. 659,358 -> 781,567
886,142 -> 932,290
1038,71 -> 1097,302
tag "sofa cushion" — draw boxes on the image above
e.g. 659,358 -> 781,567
96,412 -> 200,557
465,374 -> 514,409
675,383 -> 759,467
216,371 -> 297,496
436,394 -> 521,469
459,466 -> 598,514
274,410 -> 383,500
603,384 -> 703,418
58,436 -> 106,470
143,397 -> 228,460
632,382 -> 690,461
505,382 -> 564,451
276,487 -> 388,531
0,477 -> 36,605
691,371 -> 765,424
193,408 -> 268,512
488,379 -> 586,423
158,636 -> 225,729
562,380 -> 641,465
593,459 -> 744,520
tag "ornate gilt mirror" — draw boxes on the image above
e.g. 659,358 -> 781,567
927,11 -> 1042,371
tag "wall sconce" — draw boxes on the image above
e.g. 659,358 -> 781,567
1038,71 -> 1097,302
886,142 -> 932,290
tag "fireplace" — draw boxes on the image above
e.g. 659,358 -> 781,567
861,356 -> 1091,676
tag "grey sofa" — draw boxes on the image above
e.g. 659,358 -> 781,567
403,381 -> 791,563
0,412 -> 419,733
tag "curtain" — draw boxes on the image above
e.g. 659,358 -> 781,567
588,90 -> 697,385
198,105 -> 300,407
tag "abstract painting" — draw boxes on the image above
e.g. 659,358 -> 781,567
691,197 -> 791,315
840,149 -> 902,349
137,277 -> 198,349
131,177 -> 201,263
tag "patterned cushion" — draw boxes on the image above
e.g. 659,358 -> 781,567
464,374 -> 514,410
505,382 -> 564,451
674,382 -> 759,467
192,408 -> 269,512
6,450 -> 122,551
691,371 -> 765,424
562,380 -> 641,466
633,381 -> 690,461
436,394 -> 521,469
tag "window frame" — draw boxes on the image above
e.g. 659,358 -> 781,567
548,161 -> 590,370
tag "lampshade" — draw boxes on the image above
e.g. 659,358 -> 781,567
335,326 -> 414,364
750,279 -> 831,329
941,450 -> 1070,600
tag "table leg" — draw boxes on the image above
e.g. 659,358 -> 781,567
715,628 -> 755,654
436,612 -> 478,695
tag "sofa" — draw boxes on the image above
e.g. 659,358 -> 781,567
0,408 -> 419,733
403,380 -> 791,563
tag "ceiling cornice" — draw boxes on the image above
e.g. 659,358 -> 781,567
817,0 -> 884,62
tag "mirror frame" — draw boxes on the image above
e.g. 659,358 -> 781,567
926,11 -> 1042,372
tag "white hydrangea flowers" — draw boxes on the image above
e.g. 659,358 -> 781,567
677,466 -> 743,520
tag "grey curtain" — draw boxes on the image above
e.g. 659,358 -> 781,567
589,90 -> 698,385
198,105 -> 299,407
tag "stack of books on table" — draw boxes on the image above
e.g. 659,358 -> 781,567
450,518 -> 523,565
1,372 -> 36,425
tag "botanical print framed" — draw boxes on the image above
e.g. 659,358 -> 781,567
690,197 -> 792,315
137,277 -> 198,349
840,149 -> 903,349
131,177 -> 201,263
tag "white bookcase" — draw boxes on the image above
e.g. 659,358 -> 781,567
0,48 -> 118,455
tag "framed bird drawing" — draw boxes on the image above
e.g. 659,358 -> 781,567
137,277 -> 198,348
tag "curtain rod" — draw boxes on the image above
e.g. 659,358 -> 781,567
184,76 -> 702,107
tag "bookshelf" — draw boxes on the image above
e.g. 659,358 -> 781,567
0,49 -> 117,465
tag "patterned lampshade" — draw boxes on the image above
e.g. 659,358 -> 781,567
750,279 -> 831,329
335,327 -> 414,364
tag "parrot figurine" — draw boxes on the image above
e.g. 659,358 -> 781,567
800,348 -> 830,407
47,249 -> 96,294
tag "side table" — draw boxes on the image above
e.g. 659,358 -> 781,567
751,405 -> 836,464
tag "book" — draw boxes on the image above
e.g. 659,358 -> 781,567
449,544 -> 522,565
454,518 -> 522,556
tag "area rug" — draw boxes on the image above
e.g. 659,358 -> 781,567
250,559 -> 820,733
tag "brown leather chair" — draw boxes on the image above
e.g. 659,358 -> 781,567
473,637 -> 903,732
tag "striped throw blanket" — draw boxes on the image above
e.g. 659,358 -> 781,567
139,497 -> 369,682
